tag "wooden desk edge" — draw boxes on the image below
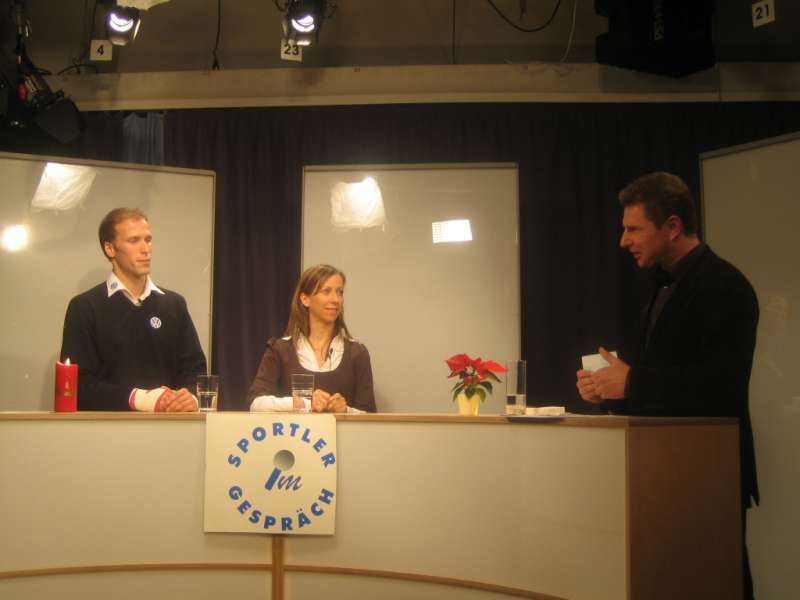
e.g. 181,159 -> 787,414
0,411 -> 738,428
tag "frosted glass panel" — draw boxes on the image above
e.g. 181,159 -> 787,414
303,164 -> 519,413
701,133 -> 800,600
0,152 -> 214,411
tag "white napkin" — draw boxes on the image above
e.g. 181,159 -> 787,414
581,351 -> 618,372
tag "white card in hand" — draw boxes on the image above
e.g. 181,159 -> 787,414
581,351 -> 618,372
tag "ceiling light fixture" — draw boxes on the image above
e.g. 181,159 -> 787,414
278,0 -> 336,48
105,2 -> 142,46
2,0 -> 85,143
291,13 -> 316,33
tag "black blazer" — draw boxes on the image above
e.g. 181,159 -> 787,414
624,245 -> 759,508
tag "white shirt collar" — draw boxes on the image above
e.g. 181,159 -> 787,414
106,272 -> 164,306
294,333 -> 345,372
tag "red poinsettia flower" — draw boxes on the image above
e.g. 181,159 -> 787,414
473,359 -> 507,378
446,353 -> 473,376
445,353 -> 508,402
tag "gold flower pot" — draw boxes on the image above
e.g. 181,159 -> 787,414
456,392 -> 480,416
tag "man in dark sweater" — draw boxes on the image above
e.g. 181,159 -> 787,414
575,172 -> 759,600
60,208 -> 207,412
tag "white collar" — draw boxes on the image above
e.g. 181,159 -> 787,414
106,272 -> 164,306
293,333 -> 346,372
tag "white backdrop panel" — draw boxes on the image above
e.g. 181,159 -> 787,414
302,164 -> 520,414
0,152 -> 214,410
701,132 -> 800,600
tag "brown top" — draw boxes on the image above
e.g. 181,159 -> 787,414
246,337 -> 377,412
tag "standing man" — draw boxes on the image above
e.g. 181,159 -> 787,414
576,172 -> 759,599
60,207 -> 207,412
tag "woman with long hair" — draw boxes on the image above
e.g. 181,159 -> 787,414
247,264 -> 376,412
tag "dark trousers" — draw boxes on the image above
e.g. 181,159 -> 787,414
743,507 -> 754,600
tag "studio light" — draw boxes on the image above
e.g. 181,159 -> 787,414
280,0 -> 332,48
2,1 -> 85,143
106,2 -> 142,46
288,0 -> 323,32
291,13 -> 316,33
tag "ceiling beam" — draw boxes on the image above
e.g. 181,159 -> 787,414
46,62 -> 800,111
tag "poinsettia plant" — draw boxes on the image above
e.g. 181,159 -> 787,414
446,353 -> 508,402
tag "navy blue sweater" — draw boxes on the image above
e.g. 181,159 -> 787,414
60,283 -> 207,410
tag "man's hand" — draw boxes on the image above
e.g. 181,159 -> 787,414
160,387 -> 199,412
592,347 -> 630,400
576,369 -> 602,403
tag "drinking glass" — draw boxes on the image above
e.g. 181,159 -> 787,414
197,374 -> 219,412
291,373 -> 314,411
505,360 -> 526,415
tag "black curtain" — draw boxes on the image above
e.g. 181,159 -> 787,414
5,102 -> 800,411
163,101 -> 800,411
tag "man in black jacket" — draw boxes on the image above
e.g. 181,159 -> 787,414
60,207 -> 207,412
576,172 -> 759,599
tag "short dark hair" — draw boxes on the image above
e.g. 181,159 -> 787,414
618,172 -> 698,235
98,207 -> 148,260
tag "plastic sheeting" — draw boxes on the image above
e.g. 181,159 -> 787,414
329,177 -> 387,231
31,162 -> 97,212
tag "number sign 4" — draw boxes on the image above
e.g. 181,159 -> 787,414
90,39 -> 113,62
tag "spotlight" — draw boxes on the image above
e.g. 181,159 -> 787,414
2,1 -> 85,143
281,0 -> 331,48
288,0 -> 323,32
106,2 -> 142,46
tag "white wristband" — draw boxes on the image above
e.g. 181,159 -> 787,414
129,387 -> 168,412
250,395 -> 310,412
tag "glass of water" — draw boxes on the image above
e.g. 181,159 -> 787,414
505,360 -> 526,415
291,373 -> 314,412
197,374 -> 219,412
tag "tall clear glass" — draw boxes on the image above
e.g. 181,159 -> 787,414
505,360 -> 526,415
291,373 -> 314,412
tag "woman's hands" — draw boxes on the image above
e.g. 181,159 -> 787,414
311,389 -> 348,413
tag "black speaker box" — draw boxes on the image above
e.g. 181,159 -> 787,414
33,95 -> 85,144
595,0 -> 716,77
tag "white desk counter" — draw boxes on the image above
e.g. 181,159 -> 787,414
0,412 -> 741,600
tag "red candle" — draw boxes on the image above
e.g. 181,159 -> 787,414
55,358 -> 79,412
